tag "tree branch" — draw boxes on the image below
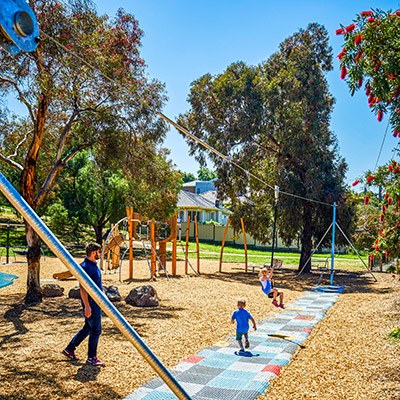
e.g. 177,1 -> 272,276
0,75 -> 35,123
0,153 -> 23,171
8,130 -> 31,158
35,142 -> 93,208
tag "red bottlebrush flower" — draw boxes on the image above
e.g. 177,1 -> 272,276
393,131 -> 398,137
380,214 -> 384,222
336,28 -> 345,35
382,205 -> 387,213
345,24 -> 356,33
384,193 -> 389,199
366,175 -> 375,183
370,253 -> 375,260
365,85 -> 372,96
367,17 -> 375,23
354,35 -> 363,46
368,94 -> 375,104
397,200 -> 400,206
385,251 -> 389,258
375,246 -> 380,251
361,11 -> 374,17
357,77 -> 363,87
388,164 -> 394,171
396,10 -> 400,17
388,197 -> 393,205
395,166 -> 400,173
377,110 -> 383,121
378,230 -> 383,234
364,195 -> 370,205
337,48 -> 347,60
340,66 -> 347,79
390,73 -> 395,81
352,179 -> 360,186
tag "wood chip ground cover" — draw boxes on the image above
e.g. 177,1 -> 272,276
0,257 -> 399,399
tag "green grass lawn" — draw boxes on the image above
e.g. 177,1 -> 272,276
175,240 -> 369,270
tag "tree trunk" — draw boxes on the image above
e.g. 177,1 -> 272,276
93,225 -> 103,245
298,204 -> 313,273
20,95 -> 49,304
24,223 -> 42,304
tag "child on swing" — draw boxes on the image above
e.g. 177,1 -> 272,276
259,266 -> 285,309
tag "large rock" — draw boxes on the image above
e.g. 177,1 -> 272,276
105,285 -> 121,302
68,286 -> 81,299
42,283 -> 64,298
126,285 -> 158,307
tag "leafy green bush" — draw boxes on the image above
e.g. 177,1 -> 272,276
388,327 -> 400,339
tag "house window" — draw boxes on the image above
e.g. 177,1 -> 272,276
188,211 -> 201,223
178,211 -> 184,222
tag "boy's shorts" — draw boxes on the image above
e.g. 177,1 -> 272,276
236,331 -> 248,340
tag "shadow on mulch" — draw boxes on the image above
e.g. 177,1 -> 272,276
197,266 -> 383,294
74,363 -> 102,382
0,363 -> 120,400
0,292 -> 186,346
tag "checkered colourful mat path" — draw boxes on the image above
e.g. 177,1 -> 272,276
125,285 -> 344,400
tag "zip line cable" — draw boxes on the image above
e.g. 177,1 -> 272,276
37,30 -> 332,207
373,119 -> 391,172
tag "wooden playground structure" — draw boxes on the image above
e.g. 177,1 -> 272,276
53,207 -> 202,281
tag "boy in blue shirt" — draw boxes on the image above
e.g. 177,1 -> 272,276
231,299 -> 257,352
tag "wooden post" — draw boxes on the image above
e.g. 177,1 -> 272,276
240,217 -> 248,273
194,215 -> 200,273
150,220 -> 156,277
172,211 -> 177,275
185,216 -> 191,275
159,241 -> 167,272
126,207 -> 134,280
219,218 -> 230,272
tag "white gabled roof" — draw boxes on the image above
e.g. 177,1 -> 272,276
177,190 -> 231,214
178,190 -> 217,209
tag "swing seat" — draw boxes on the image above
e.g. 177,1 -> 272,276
272,258 -> 283,270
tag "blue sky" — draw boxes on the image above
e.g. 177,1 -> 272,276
11,1 -> 400,184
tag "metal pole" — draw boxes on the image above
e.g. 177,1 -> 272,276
0,172 -> 191,400
6,224 -> 10,264
330,202 -> 337,285
270,186 -> 279,268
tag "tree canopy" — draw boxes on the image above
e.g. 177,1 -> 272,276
337,9 -> 400,134
0,0 -> 170,302
179,23 -> 354,272
337,9 -> 400,259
